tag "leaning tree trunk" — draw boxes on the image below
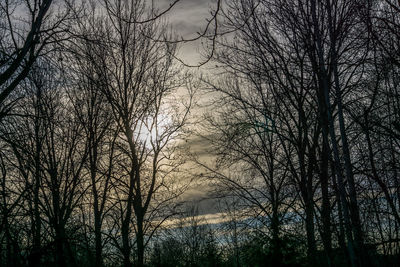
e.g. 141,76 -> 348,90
333,56 -> 366,267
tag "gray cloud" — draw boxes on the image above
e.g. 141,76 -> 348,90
154,0 -> 216,64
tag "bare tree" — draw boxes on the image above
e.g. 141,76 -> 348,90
73,1 -> 194,265
202,1 -> 386,266
0,0 -> 75,119
67,32 -> 119,266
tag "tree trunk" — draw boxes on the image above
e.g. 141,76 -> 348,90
91,156 -> 104,267
271,196 -> 281,266
136,210 -> 145,267
333,59 -> 366,267
305,197 -> 316,266
55,224 -> 67,267
121,214 -> 132,267
309,0 -> 357,264
29,86 -> 43,267
94,210 -> 103,267
320,135 -> 332,265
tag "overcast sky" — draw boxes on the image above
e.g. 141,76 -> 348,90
152,0 -> 221,215
156,0 -> 217,65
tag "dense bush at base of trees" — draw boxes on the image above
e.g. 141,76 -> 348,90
148,230 -> 400,267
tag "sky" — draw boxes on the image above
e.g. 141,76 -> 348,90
154,0 -> 222,215
156,0 -> 217,65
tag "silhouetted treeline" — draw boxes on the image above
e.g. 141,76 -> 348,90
0,0 -> 399,266
197,0 -> 400,267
